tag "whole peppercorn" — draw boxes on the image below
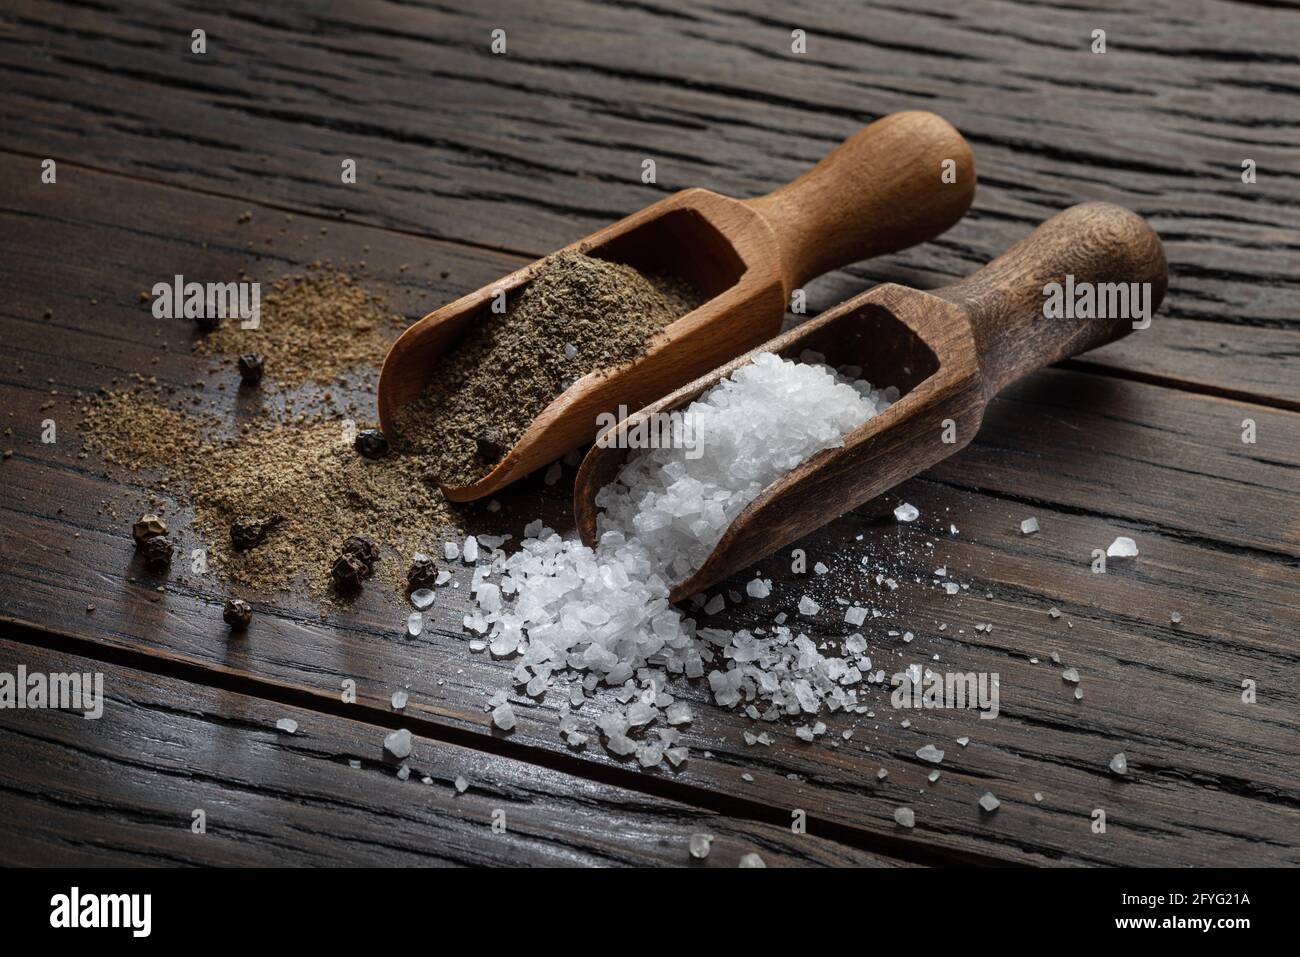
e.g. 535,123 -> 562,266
341,534 -> 380,573
406,552 -> 439,590
231,514 -> 280,552
237,354 -> 265,385
223,598 -> 253,631
131,512 -> 168,546
330,553 -> 368,593
354,428 -> 389,459
141,534 -> 173,571
474,432 -> 507,463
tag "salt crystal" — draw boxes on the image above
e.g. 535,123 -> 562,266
916,744 -> 945,764
406,611 -> 424,637
1033,792 -> 1043,802
1109,752 -> 1128,775
397,764 -> 410,781
1049,607 -> 1061,619
928,770 -> 941,783
384,728 -> 412,759
978,791 -> 1001,812
666,701 -> 693,725
563,342 -> 578,360
462,535 -> 479,563
689,833 -> 713,859
275,718 -> 298,734
1062,667 -> 1080,684
454,775 -> 469,793
877,768 -> 888,780
703,593 -> 726,615
391,691 -> 408,710
1107,536 -> 1139,558
894,806 -> 915,828
894,503 -> 919,523
738,852 -> 766,868
1170,611 -> 1182,624
944,582 -> 960,595
443,541 -> 459,560
956,736 -> 969,747
814,561 -> 829,575
1074,687 -> 1084,700
844,606 -> 866,627
798,596 -> 820,616
435,570 -> 451,585
492,703 -> 516,731
1020,517 -> 1039,535
745,577 -> 772,599
409,588 -> 436,610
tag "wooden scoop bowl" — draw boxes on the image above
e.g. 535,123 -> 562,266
574,202 -> 1168,602
377,110 -> 975,501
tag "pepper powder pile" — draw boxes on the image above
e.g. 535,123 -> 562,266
395,250 -> 703,487
82,389 -> 460,595
193,268 -> 401,388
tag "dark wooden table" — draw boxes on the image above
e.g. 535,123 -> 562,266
1,0 -> 1297,867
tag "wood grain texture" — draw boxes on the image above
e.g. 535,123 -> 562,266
1,0 -> 1295,404
1,157 -> 1296,867
0,639 -> 907,867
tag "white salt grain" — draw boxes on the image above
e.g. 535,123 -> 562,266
894,503 -> 919,523
462,535 -> 479,563
410,588 -> 436,610
978,791 -> 1001,812
391,691 -> 408,710
894,806 -> 915,828
916,744 -> 945,764
689,833 -> 713,859
454,775 -> 469,793
406,611 -> 424,638
746,577 -> 772,598
384,728 -> 412,759
275,718 -> 298,734
798,595 -> 820,616
738,852 -> 766,868
1020,517 -> 1039,535
492,703 -> 516,731
1107,536 -> 1139,558
1109,752 -> 1128,775
443,541 -> 459,560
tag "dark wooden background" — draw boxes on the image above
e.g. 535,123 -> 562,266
0,0 -> 1296,867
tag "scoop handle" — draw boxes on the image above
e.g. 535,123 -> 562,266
744,110 -> 975,294
932,202 -> 1167,397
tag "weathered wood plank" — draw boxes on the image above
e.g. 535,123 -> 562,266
1,0 -> 1297,404
0,637 -> 909,867
1,155 -> 1296,866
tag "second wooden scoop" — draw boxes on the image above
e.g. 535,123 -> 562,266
377,111 -> 974,500
574,202 -> 1168,602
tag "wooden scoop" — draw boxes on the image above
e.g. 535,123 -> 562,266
377,110 -> 975,500
574,202 -> 1168,602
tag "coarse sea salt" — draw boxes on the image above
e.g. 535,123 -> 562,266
893,502 -> 919,523
463,352 -> 896,759
1107,536 -> 1139,558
